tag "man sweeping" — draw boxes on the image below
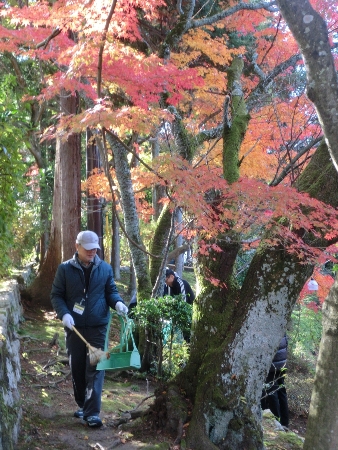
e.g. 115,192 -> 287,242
51,230 -> 128,428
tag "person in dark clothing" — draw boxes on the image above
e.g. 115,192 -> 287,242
163,269 -> 195,304
128,291 -> 137,314
51,230 -> 128,428
261,335 -> 289,429
164,269 -> 195,341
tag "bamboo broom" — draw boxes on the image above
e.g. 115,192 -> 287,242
72,326 -> 110,366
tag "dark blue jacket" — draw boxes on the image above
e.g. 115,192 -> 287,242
163,275 -> 195,304
270,335 -> 288,372
51,253 -> 123,328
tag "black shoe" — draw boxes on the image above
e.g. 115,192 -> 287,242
74,408 -> 83,419
83,415 -> 103,427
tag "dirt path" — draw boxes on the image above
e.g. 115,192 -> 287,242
16,308 -> 172,450
16,306 -> 306,450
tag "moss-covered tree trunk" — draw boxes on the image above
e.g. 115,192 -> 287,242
223,57 -> 249,184
184,241 -> 311,449
180,137 -> 338,448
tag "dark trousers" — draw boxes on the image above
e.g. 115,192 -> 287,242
66,325 -> 106,418
261,370 -> 289,427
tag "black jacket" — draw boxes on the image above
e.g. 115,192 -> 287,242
163,275 -> 195,304
270,335 -> 288,372
51,253 -> 123,328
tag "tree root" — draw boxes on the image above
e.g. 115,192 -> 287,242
112,406 -> 152,426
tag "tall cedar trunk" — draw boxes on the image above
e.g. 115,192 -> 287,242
86,129 -> 104,259
60,91 -> 81,261
27,153 -> 62,306
27,91 -> 81,307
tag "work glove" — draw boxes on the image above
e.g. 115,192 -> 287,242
115,301 -> 128,316
62,313 -> 74,330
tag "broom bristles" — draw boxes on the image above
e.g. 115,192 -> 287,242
87,345 -> 110,366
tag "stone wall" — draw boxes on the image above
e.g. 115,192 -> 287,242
0,269 -> 30,450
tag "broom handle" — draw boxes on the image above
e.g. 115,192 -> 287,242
72,326 -> 91,348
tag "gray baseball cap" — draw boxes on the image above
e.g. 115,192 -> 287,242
76,230 -> 101,250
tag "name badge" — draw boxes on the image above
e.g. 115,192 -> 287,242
73,303 -> 85,315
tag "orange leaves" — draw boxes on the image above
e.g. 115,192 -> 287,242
174,29 -> 244,69
130,151 -> 338,263
239,93 -> 322,183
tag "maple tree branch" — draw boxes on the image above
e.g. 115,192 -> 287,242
276,0 -> 338,173
260,15 -> 282,67
189,1 -> 278,29
193,137 -> 222,169
97,0 -> 117,98
270,136 -> 323,186
103,128 -> 166,184
36,28 -> 61,50
5,52 -> 26,88
104,128 -> 182,207
247,53 -> 302,111
198,109 -> 222,129
103,129 -> 190,266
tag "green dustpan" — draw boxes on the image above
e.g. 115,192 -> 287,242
96,311 -> 141,372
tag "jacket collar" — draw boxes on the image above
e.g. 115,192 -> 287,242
72,252 -> 101,268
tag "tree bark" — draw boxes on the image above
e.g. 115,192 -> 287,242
174,208 -> 184,277
59,91 -> 81,261
107,133 -> 152,300
182,237 -> 312,449
151,133 -> 166,221
86,129 -> 104,259
111,201 -> 121,280
27,131 -> 62,306
27,91 -> 81,306
303,275 -> 338,450
223,57 -> 250,183
274,2 -> 338,447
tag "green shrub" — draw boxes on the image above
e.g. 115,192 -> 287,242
132,296 -> 192,379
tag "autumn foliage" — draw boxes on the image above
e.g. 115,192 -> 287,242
1,0 -> 338,274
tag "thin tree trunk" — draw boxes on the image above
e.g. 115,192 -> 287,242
174,208 -> 183,277
107,133 -> 152,300
151,133 -> 166,220
86,129 -> 104,259
111,201 -> 120,280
